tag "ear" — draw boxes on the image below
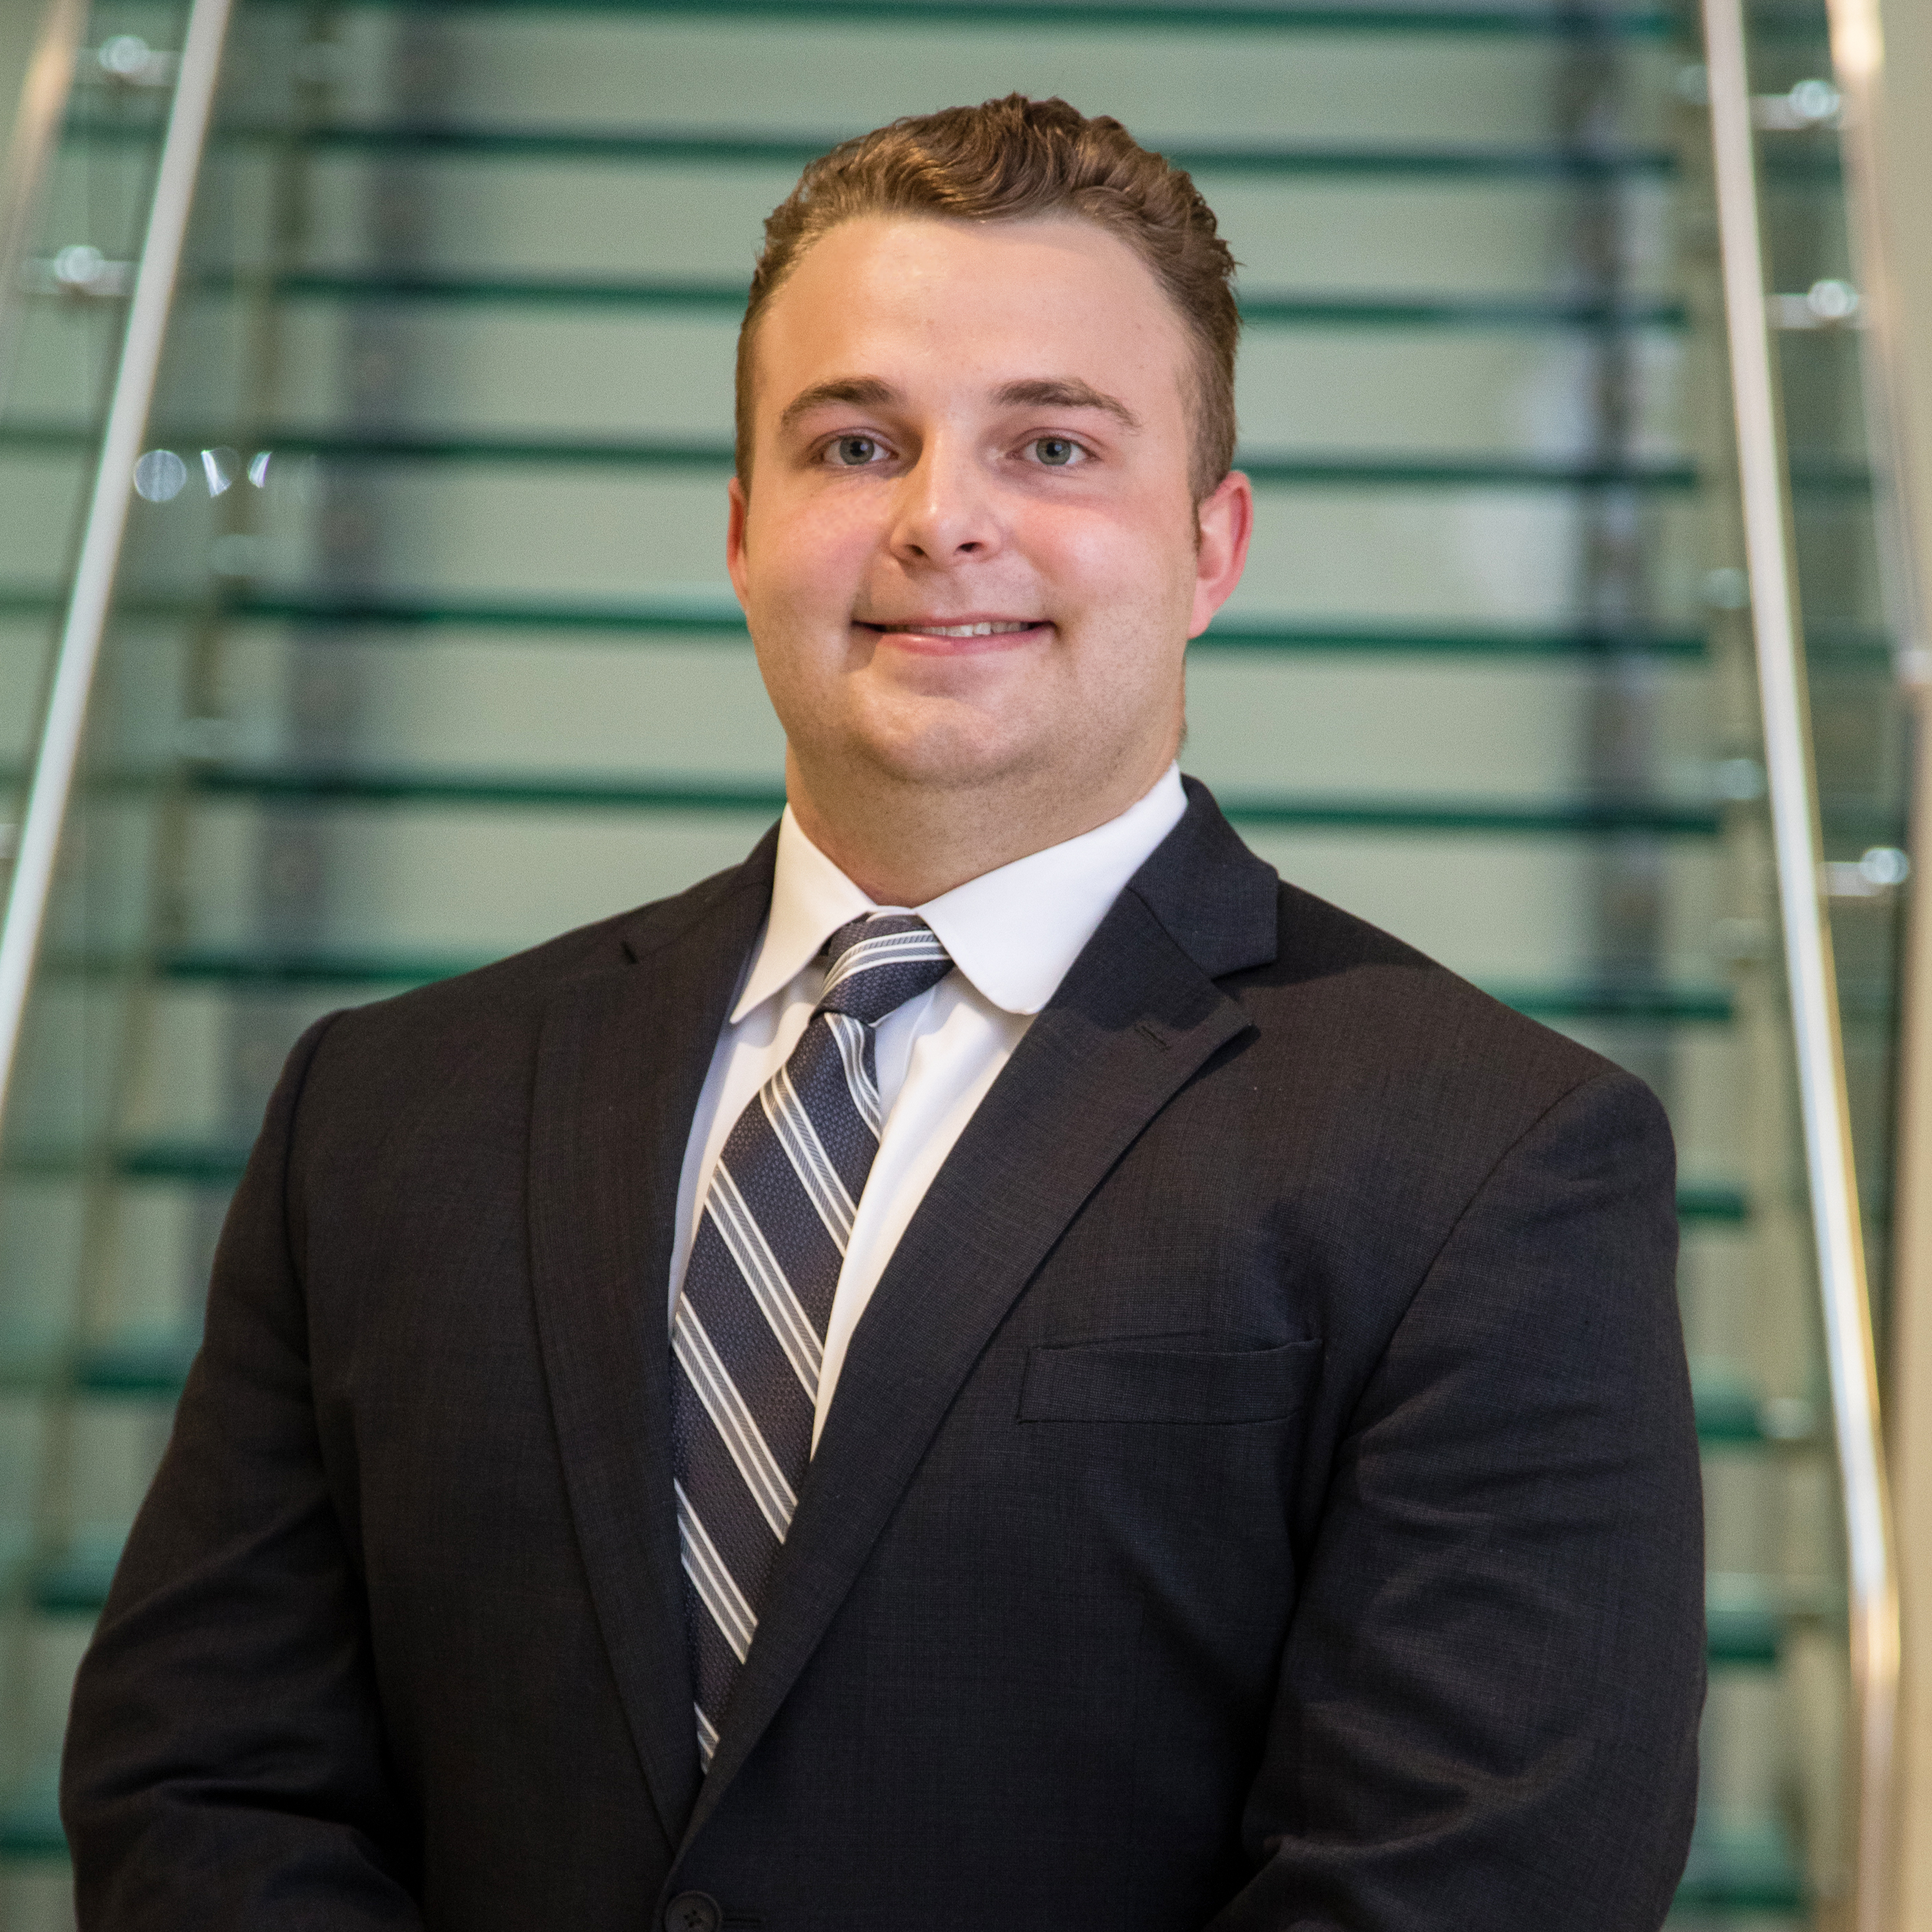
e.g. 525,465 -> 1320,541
1187,470 -> 1253,639
726,475 -> 751,606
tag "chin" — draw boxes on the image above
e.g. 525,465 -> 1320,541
847,721 -> 1040,795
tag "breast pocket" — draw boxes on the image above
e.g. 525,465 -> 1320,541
1017,1335 -> 1320,1425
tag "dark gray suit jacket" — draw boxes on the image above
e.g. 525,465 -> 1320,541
63,779 -> 1704,1931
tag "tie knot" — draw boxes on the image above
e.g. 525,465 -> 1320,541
816,913 -> 952,1027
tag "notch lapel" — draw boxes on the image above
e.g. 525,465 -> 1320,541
682,790 -> 1279,1841
527,842 -> 775,1847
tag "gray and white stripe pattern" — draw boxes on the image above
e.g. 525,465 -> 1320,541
669,911 -> 952,1767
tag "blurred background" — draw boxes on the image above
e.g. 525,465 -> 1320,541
1,0 -> 1929,1925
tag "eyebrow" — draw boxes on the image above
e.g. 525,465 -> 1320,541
778,377 -> 900,433
775,375 -> 1141,435
994,379 -> 1141,431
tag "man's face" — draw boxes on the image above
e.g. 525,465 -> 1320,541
728,216 -> 1251,812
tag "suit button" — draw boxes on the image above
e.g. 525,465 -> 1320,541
665,1894 -> 721,1932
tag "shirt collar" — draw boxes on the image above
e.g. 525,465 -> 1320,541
731,765 -> 1188,1023
731,808 -> 877,1021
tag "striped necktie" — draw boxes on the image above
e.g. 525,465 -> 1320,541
670,911 -> 954,1768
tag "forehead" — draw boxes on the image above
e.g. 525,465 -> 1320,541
748,215 -> 1192,409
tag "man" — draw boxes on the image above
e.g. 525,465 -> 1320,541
63,96 -> 1704,1930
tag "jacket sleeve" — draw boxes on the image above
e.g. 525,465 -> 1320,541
1207,1068 -> 1705,1932
61,1014 -> 425,1929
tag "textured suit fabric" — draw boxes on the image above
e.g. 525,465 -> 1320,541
61,780 -> 1705,1932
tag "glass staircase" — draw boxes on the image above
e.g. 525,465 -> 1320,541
0,3 -> 1909,1927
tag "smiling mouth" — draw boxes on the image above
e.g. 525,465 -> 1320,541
860,619 -> 1044,639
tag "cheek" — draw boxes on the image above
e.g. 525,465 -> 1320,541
741,496 -> 860,606
1037,492 -> 1194,598
750,600 -> 874,731
750,635 -> 833,744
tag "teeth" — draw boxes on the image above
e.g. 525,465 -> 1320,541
903,621 -> 1034,636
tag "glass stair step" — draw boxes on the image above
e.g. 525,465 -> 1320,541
0,589 -> 1888,663
0,1141 -> 244,1182
24,1543 -> 123,1615
0,1784 -> 1813,1900
1,1140 -> 1745,1223
1703,1607 -> 1783,1667
41,763 -> 1740,834
33,948 -> 1740,1022
59,113 -> 1843,186
186,270 -> 1695,332
72,1332 -> 201,1394
1674,1819 -> 1806,1913
0,589 -> 1723,657
0,420 -> 1714,490
0,585 -> 1532,653
211,0 -> 1835,56
1690,1367 -> 1820,1447
9,1776 -> 1792,1892
318,0 -> 1826,39
253,606 -> 1716,658
0,587 -> 1699,655
0,1328 -> 1796,1448
1216,791 -> 1725,834
53,947 -> 495,988
35,763 -> 1882,839
0,428 -> 1869,495
163,763 -> 791,813
1244,294 -> 1691,330
226,0 -> 1686,34
1675,1183 -> 1748,1224
1493,983 -> 1735,1022
9,1532 -> 1804,1649
67,117 -> 1691,179
0,1762 -> 63,1862
0,1332 -> 201,1395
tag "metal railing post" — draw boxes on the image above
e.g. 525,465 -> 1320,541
0,0 -> 236,1132
1700,0 -> 1901,1923
1821,1 -> 1932,1922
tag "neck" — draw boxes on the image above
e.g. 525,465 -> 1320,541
783,748 -> 1173,906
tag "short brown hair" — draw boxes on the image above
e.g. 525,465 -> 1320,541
735,94 -> 1240,501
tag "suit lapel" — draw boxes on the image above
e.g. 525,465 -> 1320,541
682,786 -> 1280,1843
527,839 -> 776,1847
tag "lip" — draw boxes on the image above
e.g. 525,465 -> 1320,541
858,616 -> 1050,652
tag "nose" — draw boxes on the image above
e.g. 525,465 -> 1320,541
887,435 -> 1002,565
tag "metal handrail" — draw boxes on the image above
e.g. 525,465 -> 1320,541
0,0 -> 86,411
1821,0 -> 1929,687
1821,4 -> 1932,1920
0,0 -> 236,1133
1700,1 -> 1901,1925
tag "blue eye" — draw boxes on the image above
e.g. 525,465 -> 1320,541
1032,438 -> 1078,467
833,436 -> 881,466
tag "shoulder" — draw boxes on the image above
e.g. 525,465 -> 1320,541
1229,875 -> 1667,1163
300,852 -> 765,1092
1130,782 -> 1649,1147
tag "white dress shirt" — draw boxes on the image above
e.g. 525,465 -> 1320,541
670,764 -> 1188,1450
